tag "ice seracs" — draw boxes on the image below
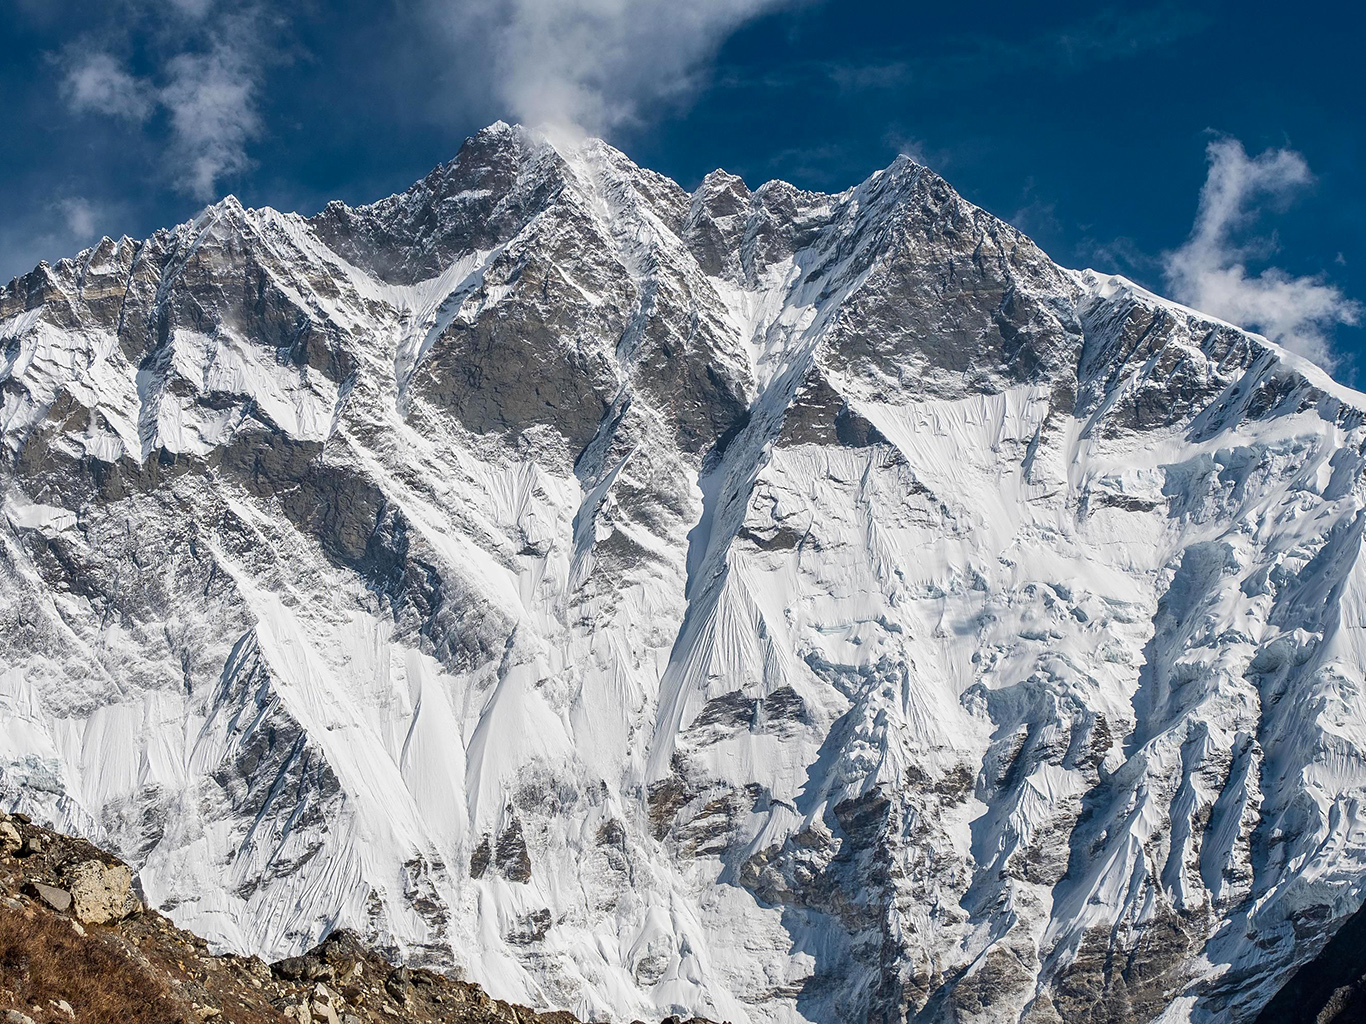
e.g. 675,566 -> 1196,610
3,122 -> 1366,1024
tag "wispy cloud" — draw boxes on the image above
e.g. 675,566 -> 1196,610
1076,234 -> 1161,280
161,36 -> 263,199
55,4 -> 271,201
882,129 -> 956,171
427,0 -> 794,134
57,197 -> 100,240
0,196 -> 120,284
1047,6 -> 1208,68
1163,137 -> 1361,368
168,0 -> 215,17
59,51 -> 155,121
1009,177 -> 1063,240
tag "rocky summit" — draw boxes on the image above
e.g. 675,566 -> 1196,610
2,122 -> 1366,1024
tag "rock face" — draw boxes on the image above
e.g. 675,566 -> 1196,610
2,121 -> 1366,1024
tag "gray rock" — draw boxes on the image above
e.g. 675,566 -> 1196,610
24,880 -> 72,913
309,983 -> 342,1024
494,819 -> 532,883
384,967 -> 413,1005
506,908 -> 552,945
469,835 -> 491,879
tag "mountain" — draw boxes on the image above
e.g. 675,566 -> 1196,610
3,121 -> 1366,1024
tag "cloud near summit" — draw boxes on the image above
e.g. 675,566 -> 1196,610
55,0 -> 791,200
1164,137 -> 1361,369
57,3 -> 271,202
425,0 -> 792,134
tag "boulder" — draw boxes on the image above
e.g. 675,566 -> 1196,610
310,983 -> 342,1024
384,967 -> 413,1005
0,820 -> 20,854
63,859 -> 139,924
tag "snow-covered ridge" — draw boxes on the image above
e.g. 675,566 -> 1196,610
1072,268 -> 1366,412
3,123 -> 1366,1024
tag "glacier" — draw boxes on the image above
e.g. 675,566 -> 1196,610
2,121 -> 1366,1024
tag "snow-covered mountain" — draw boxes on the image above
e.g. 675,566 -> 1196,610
3,122 -> 1366,1024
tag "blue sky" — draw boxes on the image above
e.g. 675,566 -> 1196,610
3,0 -> 1362,380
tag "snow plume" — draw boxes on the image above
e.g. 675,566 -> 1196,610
57,6 -> 268,201
430,0 -> 791,133
1164,137 -> 1360,368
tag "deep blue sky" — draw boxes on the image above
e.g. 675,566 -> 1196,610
3,0 -> 1362,380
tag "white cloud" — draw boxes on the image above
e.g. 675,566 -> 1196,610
58,197 -> 99,240
1164,137 -> 1361,369
60,51 -> 155,121
161,41 -> 261,200
54,1 -> 788,201
429,0 -> 794,133
55,5 -> 267,202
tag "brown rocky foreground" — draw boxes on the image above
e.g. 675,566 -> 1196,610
0,811 -> 716,1024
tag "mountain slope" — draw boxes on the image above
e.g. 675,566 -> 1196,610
2,122 -> 1366,1024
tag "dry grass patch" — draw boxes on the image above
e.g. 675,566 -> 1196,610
0,904 -> 190,1023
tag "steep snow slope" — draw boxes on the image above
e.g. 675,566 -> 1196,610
3,122 -> 1366,1024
